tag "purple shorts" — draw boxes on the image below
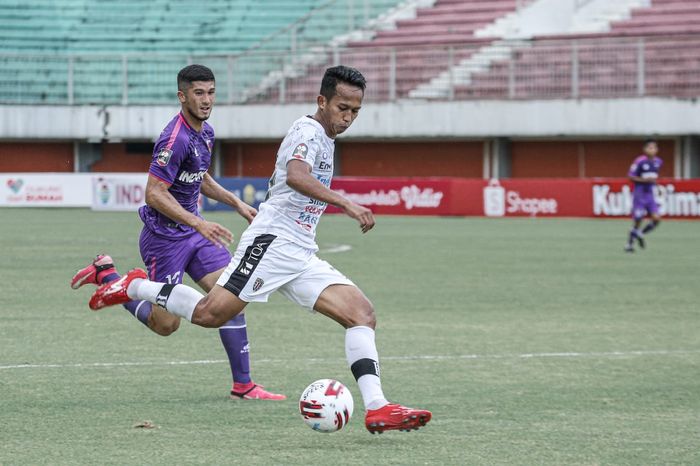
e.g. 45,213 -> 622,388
139,227 -> 232,284
632,194 -> 659,220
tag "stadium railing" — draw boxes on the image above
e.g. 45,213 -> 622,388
2,33 -> 699,105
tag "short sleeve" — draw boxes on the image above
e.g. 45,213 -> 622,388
628,158 -> 640,177
149,136 -> 188,185
284,125 -> 319,169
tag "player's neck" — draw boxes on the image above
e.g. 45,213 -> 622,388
311,112 -> 335,139
180,109 -> 203,132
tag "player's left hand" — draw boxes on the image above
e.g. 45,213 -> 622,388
195,219 -> 234,248
343,202 -> 375,234
237,203 -> 258,224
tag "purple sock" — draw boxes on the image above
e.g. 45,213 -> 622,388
123,300 -> 152,326
219,313 -> 251,384
99,272 -> 151,326
642,221 -> 658,234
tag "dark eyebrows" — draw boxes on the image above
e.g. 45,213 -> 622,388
337,102 -> 361,111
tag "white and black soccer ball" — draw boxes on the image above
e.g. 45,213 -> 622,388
299,379 -> 354,433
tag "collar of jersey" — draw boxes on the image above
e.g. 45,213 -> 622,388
304,115 -> 333,141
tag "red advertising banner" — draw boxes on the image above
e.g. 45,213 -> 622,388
328,177 -> 473,216
328,177 -> 700,219
590,179 -> 700,218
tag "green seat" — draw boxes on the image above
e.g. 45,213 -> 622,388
0,0 -> 403,103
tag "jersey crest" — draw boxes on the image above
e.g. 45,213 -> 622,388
292,143 -> 308,160
156,148 -> 173,166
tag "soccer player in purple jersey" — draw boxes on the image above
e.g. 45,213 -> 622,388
88,66 -> 432,434
71,65 -> 284,400
625,138 -> 663,253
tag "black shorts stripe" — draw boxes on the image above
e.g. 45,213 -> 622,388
223,234 -> 276,296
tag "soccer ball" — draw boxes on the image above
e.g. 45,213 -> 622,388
299,379 -> 354,433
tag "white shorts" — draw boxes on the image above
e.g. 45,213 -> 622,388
216,231 -> 354,311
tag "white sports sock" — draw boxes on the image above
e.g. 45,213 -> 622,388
127,279 -> 203,322
345,326 -> 388,411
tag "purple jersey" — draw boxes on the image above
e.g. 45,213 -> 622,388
628,154 -> 662,197
139,112 -> 215,238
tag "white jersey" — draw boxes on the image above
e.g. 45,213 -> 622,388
246,115 -> 335,250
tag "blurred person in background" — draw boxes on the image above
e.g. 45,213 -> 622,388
625,138 -> 663,253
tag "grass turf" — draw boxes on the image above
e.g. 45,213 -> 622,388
1,209 -> 698,465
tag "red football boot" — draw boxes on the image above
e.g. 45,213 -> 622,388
70,254 -> 116,289
231,382 -> 286,400
365,403 -> 432,434
89,268 -> 147,310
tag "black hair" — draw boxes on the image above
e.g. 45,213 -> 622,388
644,137 -> 658,146
177,64 -> 215,91
319,65 -> 366,101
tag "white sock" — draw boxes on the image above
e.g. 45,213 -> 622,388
127,279 -> 203,322
345,326 -> 388,411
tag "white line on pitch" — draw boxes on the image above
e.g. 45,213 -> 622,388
318,243 -> 352,254
1,349 -> 698,371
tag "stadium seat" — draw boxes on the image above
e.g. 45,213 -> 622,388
0,0 -> 404,104
450,0 -> 700,100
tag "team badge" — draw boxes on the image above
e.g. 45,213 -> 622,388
292,143 -> 308,160
252,277 -> 264,292
156,148 -> 173,166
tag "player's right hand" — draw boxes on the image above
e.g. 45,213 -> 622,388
343,202 -> 375,234
196,220 -> 234,248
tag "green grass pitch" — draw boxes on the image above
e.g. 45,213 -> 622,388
1,208 -> 698,465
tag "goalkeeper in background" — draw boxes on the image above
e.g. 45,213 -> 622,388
625,138 -> 663,252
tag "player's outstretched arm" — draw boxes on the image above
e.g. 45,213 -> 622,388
201,173 -> 257,224
286,160 -> 375,233
145,175 -> 233,247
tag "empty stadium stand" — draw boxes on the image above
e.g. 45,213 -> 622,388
0,0 -> 404,103
2,0 -> 700,104
251,0 -> 523,102
454,0 -> 700,99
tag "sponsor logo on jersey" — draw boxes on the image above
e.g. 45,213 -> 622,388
177,170 -> 206,183
194,146 -> 200,157
292,143 -> 308,160
156,148 -> 173,167
318,161 -> 332,171
252,277 -> 264,292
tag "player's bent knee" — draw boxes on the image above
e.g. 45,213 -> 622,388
148,308 -> 181,336
190,297 -> 233,328
347,298 -> 376,329
191,306 -> 225,328
154,318 -> 180,336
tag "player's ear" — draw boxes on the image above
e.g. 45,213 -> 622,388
317,94 -> 326,110
177,90 -> 186,104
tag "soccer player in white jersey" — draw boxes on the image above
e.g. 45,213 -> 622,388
89,66 -> 432,434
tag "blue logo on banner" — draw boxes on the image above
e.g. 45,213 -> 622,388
202,177 -> 269,211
